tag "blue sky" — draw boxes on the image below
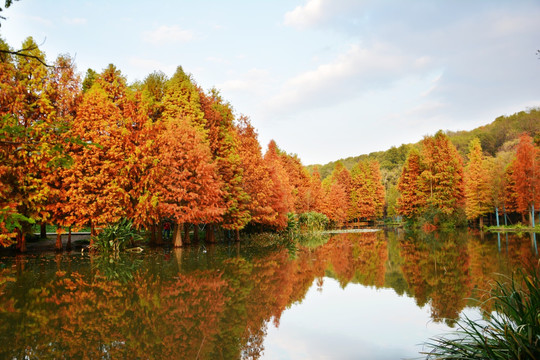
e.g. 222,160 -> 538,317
2,0 -> 539,165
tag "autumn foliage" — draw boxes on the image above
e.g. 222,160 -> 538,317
2,38 -> 354,248
2,36 -> 539,248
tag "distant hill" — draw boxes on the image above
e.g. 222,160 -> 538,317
307,108 -> 540,181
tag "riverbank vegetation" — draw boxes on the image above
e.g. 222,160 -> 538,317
1,35 -> 539,252
311,112 -> 540,231
423,267 -> 540,359
0,37 -> 387,252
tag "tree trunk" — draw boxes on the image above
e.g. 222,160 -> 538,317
193,224 -> 199,242
150,223 -> 156,245
206,243 -> 216,266
40,223 -> 47,239
55,227 -> 63,251
495,206 -> 500,227
173,222 -> 183,248
66,227 -> 72,251
156,222 -> 163,245
205,224 -> 211,242
16,228 -> 26,253
183,223 -> 191,244
479,216 -> 484,229
90,221 -> 95,247
234,229 -> 240,242
206,224 -> 215,243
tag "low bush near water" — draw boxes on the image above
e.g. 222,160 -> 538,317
92,219 -> 143,252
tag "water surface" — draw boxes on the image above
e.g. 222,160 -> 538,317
0,230 -> 537,359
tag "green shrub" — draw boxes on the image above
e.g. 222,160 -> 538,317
92,219 -> 143,252
297,211 -> 329,232
405,206 -> 467,230
286,212 -> 298,234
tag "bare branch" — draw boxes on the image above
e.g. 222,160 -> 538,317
0,48 -> 52,67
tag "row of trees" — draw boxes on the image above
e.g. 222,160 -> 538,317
396,130 -> 540,228
0,37 -> 386,251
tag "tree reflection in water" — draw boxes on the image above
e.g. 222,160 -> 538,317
0,230 -> 537,359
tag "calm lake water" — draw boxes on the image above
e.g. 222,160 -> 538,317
0,230 -> 538,359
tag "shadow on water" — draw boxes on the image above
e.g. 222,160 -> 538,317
0,229 -> 537,359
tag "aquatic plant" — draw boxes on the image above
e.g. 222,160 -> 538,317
92,219 -> 143,252
298,211 -> 329,232
423,267 -> 540,359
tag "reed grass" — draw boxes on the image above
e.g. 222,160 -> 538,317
423,266 -> 540,359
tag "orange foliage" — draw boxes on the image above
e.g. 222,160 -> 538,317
349,160 -> 385,220
236,116 -> 278,226
63,85 -> 130,230
155,117 -> 224,246
464,138 -> 491,223
199,89 -> 251,231
320,163 -> 351,225
512,133 -> 540,221
263,140 -> 291,229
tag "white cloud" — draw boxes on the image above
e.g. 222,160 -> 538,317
283,0 -> 362,29
63,17 -> 87,25
266,42 -> 429,113
142,25 -> 194,44
284,0 -> 327,29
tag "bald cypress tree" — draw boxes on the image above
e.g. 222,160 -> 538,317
464,138 -> 491,227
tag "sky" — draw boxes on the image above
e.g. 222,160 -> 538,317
1,0 -> 539,165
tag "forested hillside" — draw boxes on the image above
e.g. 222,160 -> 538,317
307,108 -> 540,217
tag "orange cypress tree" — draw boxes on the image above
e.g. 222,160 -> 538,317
235,116 -> 277,227
307,167 -> 324,212
349,161 -> 371,221
486,151 -> 514,226
320,163 -> 351,225
121,90 -> 161,229
0,37 -> 58,250
464,138 -> 491,227
263,140 -> 292,229
420,131 -> 465,215
279,152 -> 311,214
321,181 -> 348,225
200,88 -> 251,237
512,133 -> 540,225
369,160 -> 386,218
162,67 -> 206,131
42,55 -> 82,250
349,160 -> 385,221
63,85 -> 130,237
504,160 -> 519,215
397,148 -> 426,219
0,39 -> 23,246
154,116 -> 223,247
